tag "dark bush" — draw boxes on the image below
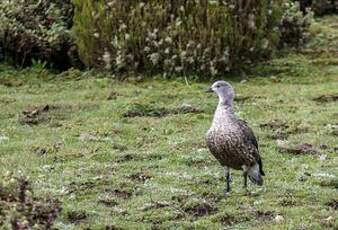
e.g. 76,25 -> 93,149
279,1 -> 314,48
72,0 -> 284,78
296,0 -> 338,15
0,0 -> 82,70
312,0 -> 338,15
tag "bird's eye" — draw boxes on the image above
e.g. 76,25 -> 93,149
216,85 -> 220,88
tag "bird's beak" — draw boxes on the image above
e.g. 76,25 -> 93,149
205,87 -> 213,93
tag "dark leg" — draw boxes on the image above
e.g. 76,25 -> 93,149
243,171 -> 248,188
224,167 -> 231,195
241,165 -> 248,189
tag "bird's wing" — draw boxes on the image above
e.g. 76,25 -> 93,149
237,119 -> 265,175
237,119 -> 258,149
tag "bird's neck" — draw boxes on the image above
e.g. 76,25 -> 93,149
218,95 -> 233,108
212,99 -> 236,125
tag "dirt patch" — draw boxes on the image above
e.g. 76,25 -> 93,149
313,94 -> 338,103
327,200 -> 338,210
98,197 -> 118,207
220,214 -> 236,226
116,153 -> 161,163
111,189 -> 132,199
66,181 -> 96,195
0,176 -> 61,229
107,91 -> 121,100
260,120 -> 289,130
34,147 -> 49,156
32,142 -> 63,156
0,78 -> 23,87
262,120 -> 310,140
19,104 -> 70,125
122,103 -> 203,118
67,211 -> 87,224
116,153 -> 137,163
139,201 -> 170,211
183,201 -> 216,217
255,211 -> 275,222
277,143 -> 321,155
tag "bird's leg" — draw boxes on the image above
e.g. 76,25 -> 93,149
224,167 -> 231,195
242,165 -> 249,195
243,171 -> 248,188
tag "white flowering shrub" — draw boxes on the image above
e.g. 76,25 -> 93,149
73,0 -> 287,78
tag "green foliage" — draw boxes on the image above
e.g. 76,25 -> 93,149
72,0 -> 284,78
0,0 -> 80,69
279,1 -> 314,48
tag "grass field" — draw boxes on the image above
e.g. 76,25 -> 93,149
0,17 -> 337,229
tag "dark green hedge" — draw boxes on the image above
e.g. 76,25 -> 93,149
0,0 -> 81,69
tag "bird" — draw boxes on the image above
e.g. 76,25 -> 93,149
205,80 -> 265,195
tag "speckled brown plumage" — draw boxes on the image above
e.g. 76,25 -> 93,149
205,81 -> 264,193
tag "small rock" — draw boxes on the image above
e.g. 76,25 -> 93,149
313,173 -> 336,178
277,143 -> 321,155
319,154 -> 327,161
321,216 -> 333,226
274,214 -> 284,224
112,206 -> 128,215
107,91 -> 120,100
178,103 -> 203,114
78,133 -> 99,142
0,133 -> 9,143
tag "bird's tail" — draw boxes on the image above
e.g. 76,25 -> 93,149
248,163 -> 264,186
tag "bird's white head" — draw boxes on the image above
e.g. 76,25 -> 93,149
206,80 -> 235,106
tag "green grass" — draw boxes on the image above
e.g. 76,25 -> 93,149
0,16 -> 338,230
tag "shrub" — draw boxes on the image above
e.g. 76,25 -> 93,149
295,0 -> 338,15
279,1 -> 314,48
72,0 -> 284,78
0,0 -> 81,69
311,0 -> 338,16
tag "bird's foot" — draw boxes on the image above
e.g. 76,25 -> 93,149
243,188 -> 251,196
224,190 -> 231,197
224,187 -> 231,197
